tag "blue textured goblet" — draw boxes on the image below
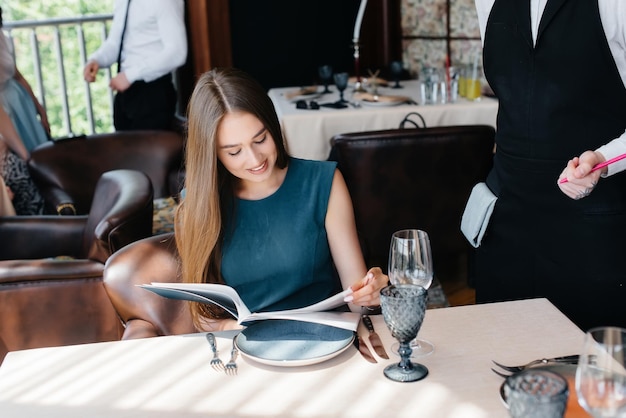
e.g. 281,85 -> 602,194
390,60 -> 404,88
333,72 -> 349,103
380,284 -> 429,382
318,65 -> 333,94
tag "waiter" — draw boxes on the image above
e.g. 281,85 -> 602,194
472,0 -> 626,330
83,0 -> 187,131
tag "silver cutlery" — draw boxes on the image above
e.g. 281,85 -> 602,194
206,333 -> 224,371
225,336 -> 238,375
362,314 -> 389,359
353,331 -> 377,363
491,354 -> 579,377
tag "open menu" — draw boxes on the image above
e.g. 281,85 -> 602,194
140,282 -> 361,331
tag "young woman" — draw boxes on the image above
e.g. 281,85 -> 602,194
176,68 -> 388,331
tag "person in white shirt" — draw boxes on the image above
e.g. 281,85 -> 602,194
472,0 -> 626,330
83,0 -> 187,131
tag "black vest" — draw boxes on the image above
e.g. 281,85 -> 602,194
484,0 -> 626,212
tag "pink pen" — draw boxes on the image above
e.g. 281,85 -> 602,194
558,153 -> 626,184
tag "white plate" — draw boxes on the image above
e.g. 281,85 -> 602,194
359,98 -> 406,107
235,320 -> 354,367
288,93 -> 322,102
283,87 -> 322,102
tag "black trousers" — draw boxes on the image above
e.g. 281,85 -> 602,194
113,74 -> 177,131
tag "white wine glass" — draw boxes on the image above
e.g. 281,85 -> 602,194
388,229 -> 434,357
576,326 -> 626,418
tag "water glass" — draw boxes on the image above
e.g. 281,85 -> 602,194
419,67 -> 440,105
458,64 -> 468,98
576,326 -> 626,417
504,369 -> 569,418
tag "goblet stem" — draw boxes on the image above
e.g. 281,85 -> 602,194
397,341 -> 414,370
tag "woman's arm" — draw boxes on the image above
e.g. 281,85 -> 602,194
0,106 -> 29,160
325,169 -> 388,308
13,68 -> 50,135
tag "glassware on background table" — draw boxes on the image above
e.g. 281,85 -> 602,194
318,65 -> 333,94
333,72 -> 349,104
419,67 -> 440,105
504,369 -> 569,418
465,64 -> 482,101
443,65 -> 459,104
389,60 -> 403,89
380,284 -> 429,383
458,64 -> 468,98
388,229 -> 434,357
576,326 -> 626,417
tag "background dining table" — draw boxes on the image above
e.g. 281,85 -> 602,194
268,80 -> 499,161
0,298 -> 587,418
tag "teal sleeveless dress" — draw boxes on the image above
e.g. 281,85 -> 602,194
220,158 -> 341,313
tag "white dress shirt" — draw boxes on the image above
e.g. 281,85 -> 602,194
89,0 -> 187,85
475,0 -> 626,175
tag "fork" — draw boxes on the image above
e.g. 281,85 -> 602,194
224,336 -> 238,376
492,354 -> 579,375
206,333 -> 224,371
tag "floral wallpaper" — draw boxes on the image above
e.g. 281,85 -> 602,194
401,0 -> 483,80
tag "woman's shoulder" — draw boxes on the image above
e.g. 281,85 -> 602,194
289,157 -> 337,174
286,158 -> 337,193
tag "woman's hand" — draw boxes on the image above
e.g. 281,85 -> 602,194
345,267 -> 389,307
557,151 -> 604,200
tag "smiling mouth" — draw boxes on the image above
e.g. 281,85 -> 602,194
249,160 -> 267,173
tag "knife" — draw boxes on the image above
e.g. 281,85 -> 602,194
353,332 -> 377,363
362,314 -> 389,359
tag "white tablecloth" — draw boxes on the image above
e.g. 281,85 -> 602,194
268,80 -> 499,161
0,298 -> 585,418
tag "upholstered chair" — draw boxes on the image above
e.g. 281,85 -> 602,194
103,233 -> 196,340
328,125 -> 495,285
0,169 -> 154,362
28,130 -> 184,215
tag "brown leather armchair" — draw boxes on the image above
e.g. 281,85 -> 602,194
28,130 -> 184,215
328,125 -> 495,285
0,169 -> 154,362
103,233 -> 196,340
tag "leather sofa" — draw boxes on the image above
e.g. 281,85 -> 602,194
0,169 -> 154,362
28,130 -> 185,215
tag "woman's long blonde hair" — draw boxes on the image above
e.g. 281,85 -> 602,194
175,67 -> 289,327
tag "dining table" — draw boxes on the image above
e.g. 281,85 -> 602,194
268,79 -> 499,161
0,298 -> 587,418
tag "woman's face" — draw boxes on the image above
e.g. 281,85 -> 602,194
216,111 -> 279,187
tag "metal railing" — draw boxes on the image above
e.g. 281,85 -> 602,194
3,14 -> 114,137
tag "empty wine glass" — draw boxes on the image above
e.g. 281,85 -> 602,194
388,229 -> 434,357
318,65 -> 333,94
333,72 -> 349,103
389,60 -> 403,89
380,284 -> 429,383
576,326 -> 626,417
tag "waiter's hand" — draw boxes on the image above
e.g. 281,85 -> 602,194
109,73 -> 131,92
557,150 -> 605,200
83,60 -> 99,82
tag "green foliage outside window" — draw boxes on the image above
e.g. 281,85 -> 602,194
3,0 -> 115,138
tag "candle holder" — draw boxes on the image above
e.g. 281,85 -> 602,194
352,38 -> 367,93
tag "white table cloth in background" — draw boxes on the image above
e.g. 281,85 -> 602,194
0,298 -> 584,418
268,80 -> 499,161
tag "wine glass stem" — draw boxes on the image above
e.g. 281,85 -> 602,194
398,341 -> 414,370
